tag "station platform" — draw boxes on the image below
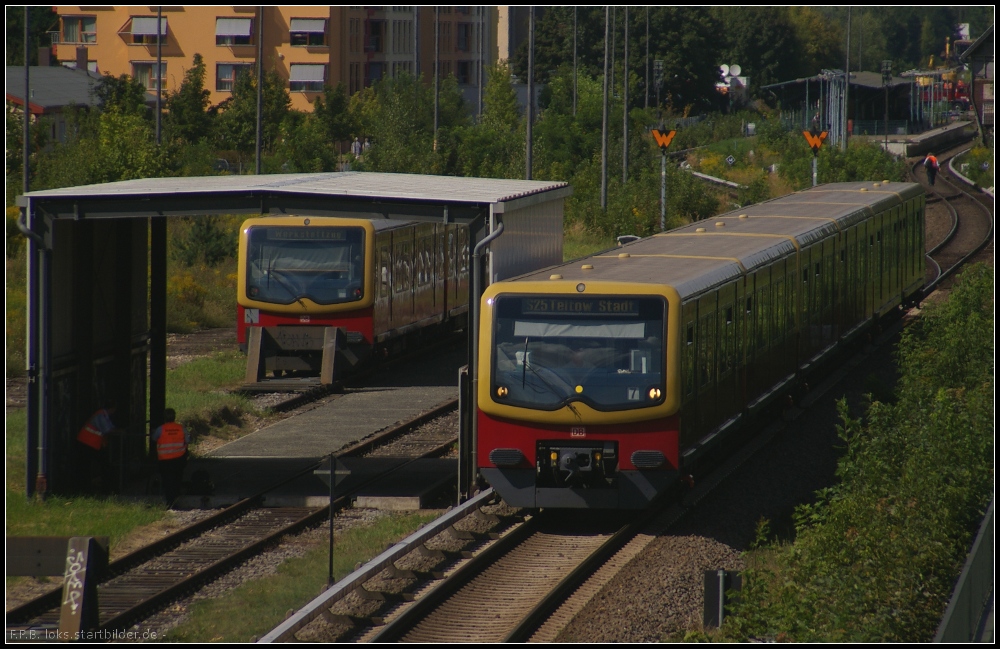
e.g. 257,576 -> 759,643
862,119 -> 977,157
167,344 -> 466,510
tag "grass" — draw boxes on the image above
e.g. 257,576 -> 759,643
164,351 -> 260,436
563,222 -> 616,262
164,510 -> 441,642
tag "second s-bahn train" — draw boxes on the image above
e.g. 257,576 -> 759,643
237,216 -> 470,382
477,181 -> 926,508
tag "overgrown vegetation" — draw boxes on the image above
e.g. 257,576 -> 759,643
163,511 -> 440,642
956,146 -> 994,189
724,264 -> 994,642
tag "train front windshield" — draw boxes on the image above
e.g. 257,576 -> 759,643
245,226 -> 365,305
491,296 -> 666,411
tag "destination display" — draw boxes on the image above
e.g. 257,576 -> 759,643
265,227 -> 347,240
521,297 -> 641,316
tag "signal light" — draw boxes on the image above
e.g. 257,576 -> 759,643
575,385 -> 584,394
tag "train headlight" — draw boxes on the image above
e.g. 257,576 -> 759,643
497,386 -> 509,398
648,387 -> 662,400
550,451 -> 558,462
594,452 -> 602,462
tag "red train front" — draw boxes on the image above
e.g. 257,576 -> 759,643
237,216 -> 469,382
476,282 -> 683,509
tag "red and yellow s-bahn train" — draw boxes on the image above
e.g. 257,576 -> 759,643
237,216 -> 469,382
477,182 -> 925,508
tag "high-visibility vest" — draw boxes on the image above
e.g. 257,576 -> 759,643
77,409 -> 109,451
156,422 -> 187,460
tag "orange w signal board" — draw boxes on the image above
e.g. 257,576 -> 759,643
652,129 -> 676,149
803,130 -> 828,153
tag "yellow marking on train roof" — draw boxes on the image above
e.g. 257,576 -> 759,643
653,232 -> 801,251
596,252 -> 747,272
780,200 -> 877,216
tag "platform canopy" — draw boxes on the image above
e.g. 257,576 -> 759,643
16,172 -> 571,498
18,172 -> 572,222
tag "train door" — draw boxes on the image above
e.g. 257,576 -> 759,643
457,226 -> 470,310
716,282 -> 738,425
875,215 -> 886,314
821,238 -> 836,345
694,291 -> 718,435
413,225 -> 436,323
798,246 -> 813,361
679,301 -> 699,447
434,225 -> 445,315
770,259 -> 790,383
890,207 -> 900,304
391,230 -> 414,330
374,234 -> 392,337
734,276 -> 747,412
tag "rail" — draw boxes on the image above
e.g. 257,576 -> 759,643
257,488 -> 496,643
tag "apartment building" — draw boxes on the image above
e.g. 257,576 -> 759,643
51,6 -> 498,112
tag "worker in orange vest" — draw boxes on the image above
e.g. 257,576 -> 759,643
76,400 -> 121,492
152,408 -> 190,506
924,153 -> 940,186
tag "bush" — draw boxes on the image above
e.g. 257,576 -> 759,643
726,264 -> 994,642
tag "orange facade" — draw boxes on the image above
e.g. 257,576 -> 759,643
52,6 -> 496,112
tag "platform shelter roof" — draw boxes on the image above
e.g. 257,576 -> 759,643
19,172 -> 572,221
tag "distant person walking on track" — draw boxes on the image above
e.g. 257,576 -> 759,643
76,400 -> 121,492
351,137 -> 362,158
924,152 -> 940,186
152,408 -> 190,506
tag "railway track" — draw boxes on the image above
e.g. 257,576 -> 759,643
5,400 -> 459,636
912,144 -> 994,292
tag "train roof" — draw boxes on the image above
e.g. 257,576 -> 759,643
510,182 -> 923,300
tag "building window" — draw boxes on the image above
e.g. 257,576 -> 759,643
289,64 -> 326,92
290,18 -> 326,46
125,16 -> 166,45
349,62 -> 361,95
457,22 -> 471,52
441,22 -> 452,54
216,17 -> 253,46
365,62 -> 384,87
132,62 -> 166,91
62,16 -> 97,43
216,63 -> 253,91
366,20 -> 385,53
349,18 -> 361,53
457,61 -> 470,85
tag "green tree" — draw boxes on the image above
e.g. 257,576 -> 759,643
93,73 -> 149,117
457,63 -> 524,179
213,66 -> 291,166
6,6 -> 59,66
714,7 -> 802,93
352,71 -> 470,175
165,53 -> 213,144
312,82 -> 356,155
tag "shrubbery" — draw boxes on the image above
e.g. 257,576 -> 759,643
726,264 -> 994,642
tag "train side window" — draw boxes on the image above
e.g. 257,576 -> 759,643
379,245 -> 390,298
814,262 -> 820,277
772,276 -> 784,343
802,268 -> 808,283
745,296 -> 753,314
725,307 -> 733,324
684,320 -> 696,397
698,312 -> 714,387
756,286 -> 768,352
